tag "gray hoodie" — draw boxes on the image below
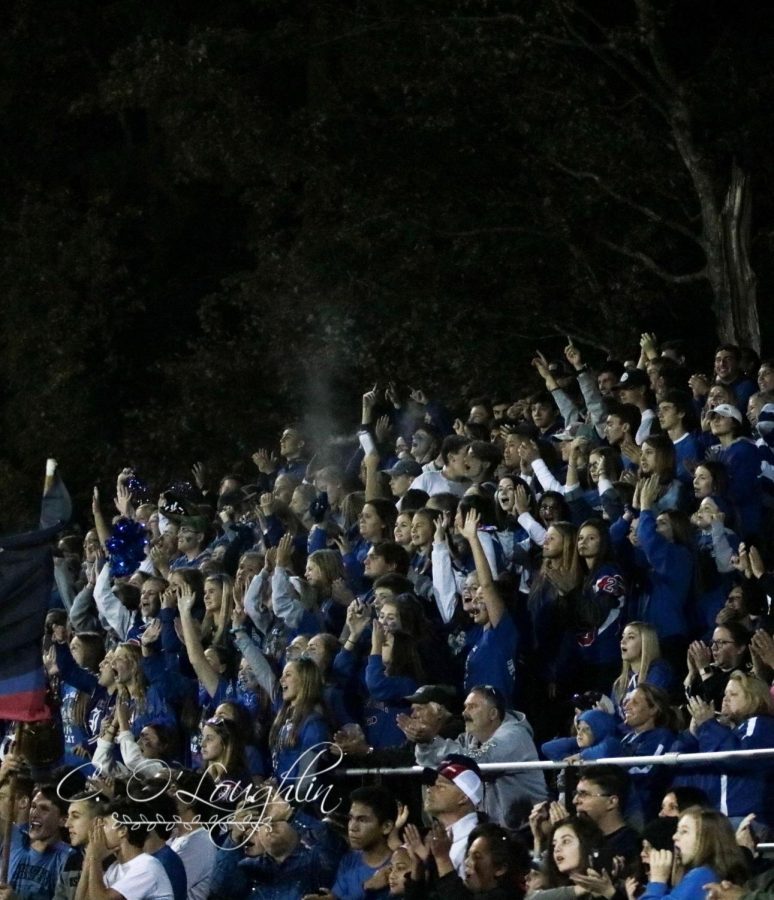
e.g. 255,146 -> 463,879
415,711 -> 549,827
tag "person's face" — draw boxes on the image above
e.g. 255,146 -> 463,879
424,774 -> 468,816
496,478 -> 516,512
279,428 -> 304,457
364,548 -> 390,578
446,449 -> 469,479
531,402 -> 556,430
286,635 -> 309,661
464,836 -> 503,892
373,587 -> 396,610
200,725 -> 226,762
204,647 -> 227,673
411,429 -> 433,459
693,466 -> 714,499
273,475 -> 295,505
411,701 -> 445,730
659,792 -> 680,818
305,635 -> 330,670
618,385 -> 643,406
359,503 -> 386,541
539,497 -> 563,525
305,559 -> 324,586
577,526 -> 601,560
468,405 -> 489,425
28,793 -> 65,843
290,488 -> 310,517
378,603 -> 401,634
710,627 -> 744,669
463,691 -> 496,735
655,513 -> 674,542
177,527 -> 202,553
709,412 -> 736,437
598,372 -> 618,397
348,802 -> 389,851
747,396 -> 765,428
673,814 -> 699,867
721,678 -> 749,722
640,838 -> 654,868
98,651 -> 116,688
389,474 -> 413,498
639,443 -> 657,475
708,385 -> 733,409
658,402 -> 683,432
461,575 -> 479,619
576,720 -> 594,748
492,402 -> 510,421
101,813 -> 125,851
572,779 -> 611,824
542,526 -> 565,560
280,663 -> 302,703
470,586 -> 490,627
623,689 -> 655,730
203,578 -> 223,613
604,415 -> 626,445
69,636 -> 86,668
620,626 -> 643,662
410,514 -> 434,549
724,586 -> 744,615
714,350 -> 738,381
587,453 -> 602,485
393,514 -> 413,546
137,726 -> 163,759
691,497 -> 717,530
388,847 -> 412,895
758,365 -> 774,392
140,579 -> 163,617
552,825 -> 582,874
65,801 -> 94,848
464,448 -> 486,480
112,649 -> 135,685
502,434 -> 527,468
83,532 -> 101,562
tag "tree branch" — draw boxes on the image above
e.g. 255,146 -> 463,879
550,158 -> 703,246
599,239 -> 707,283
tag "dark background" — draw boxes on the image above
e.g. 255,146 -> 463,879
2,0 -> 773,528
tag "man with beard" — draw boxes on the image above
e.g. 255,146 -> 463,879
1,784 -> 77,900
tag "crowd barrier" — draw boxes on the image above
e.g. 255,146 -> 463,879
340,747 -> 774,853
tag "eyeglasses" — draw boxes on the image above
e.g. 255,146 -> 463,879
573,790 -> 610,800
710,640 -> 736,648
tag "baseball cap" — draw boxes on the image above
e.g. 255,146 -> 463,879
383,459 -> 423,478
404,684 -> 456,707
613,369 -> 649,390
423,754 -> 483,805
710,403 -> 743,423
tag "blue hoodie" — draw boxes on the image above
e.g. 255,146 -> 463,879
542,710 -> 623,761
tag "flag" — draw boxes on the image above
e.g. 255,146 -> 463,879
0,535 -> 54,721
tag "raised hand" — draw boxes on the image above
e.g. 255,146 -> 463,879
460,508 -> 480,542
191,461 -> 206,491
275,533 -> 293,569
140,620 -> 162,647
252,449 -> 278,474
114,482 -> 134,518
374,414 -> 392,443
564,338 -> 583,370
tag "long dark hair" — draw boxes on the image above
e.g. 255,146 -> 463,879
465,823 -> 530,895
545,816 -> 606,887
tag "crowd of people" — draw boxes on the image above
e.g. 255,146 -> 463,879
1,332 -> 774,900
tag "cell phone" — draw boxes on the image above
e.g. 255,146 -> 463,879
588,849 -> 615,874
358,430 -> 376,455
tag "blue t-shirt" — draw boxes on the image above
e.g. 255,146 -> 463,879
464,613 -> 518,702
8,825 -> 77,900
153,844 -> 188,900
332,849 -> 391,900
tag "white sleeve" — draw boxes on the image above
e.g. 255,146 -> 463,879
94,564 -> 132,639
244,570 -> 271,632
431,540 -> 459,625
517,512 -> 547,546
271,568 -> 306,628
532,459 -> 567,495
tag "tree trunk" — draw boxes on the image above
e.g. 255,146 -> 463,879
704,163 -> 760,351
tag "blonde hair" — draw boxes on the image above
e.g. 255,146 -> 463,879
727,671 -> 774,718
201,574 -> 234,647
613,622 -> 661,703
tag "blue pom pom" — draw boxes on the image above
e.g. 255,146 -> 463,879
106,517 -> 149,578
